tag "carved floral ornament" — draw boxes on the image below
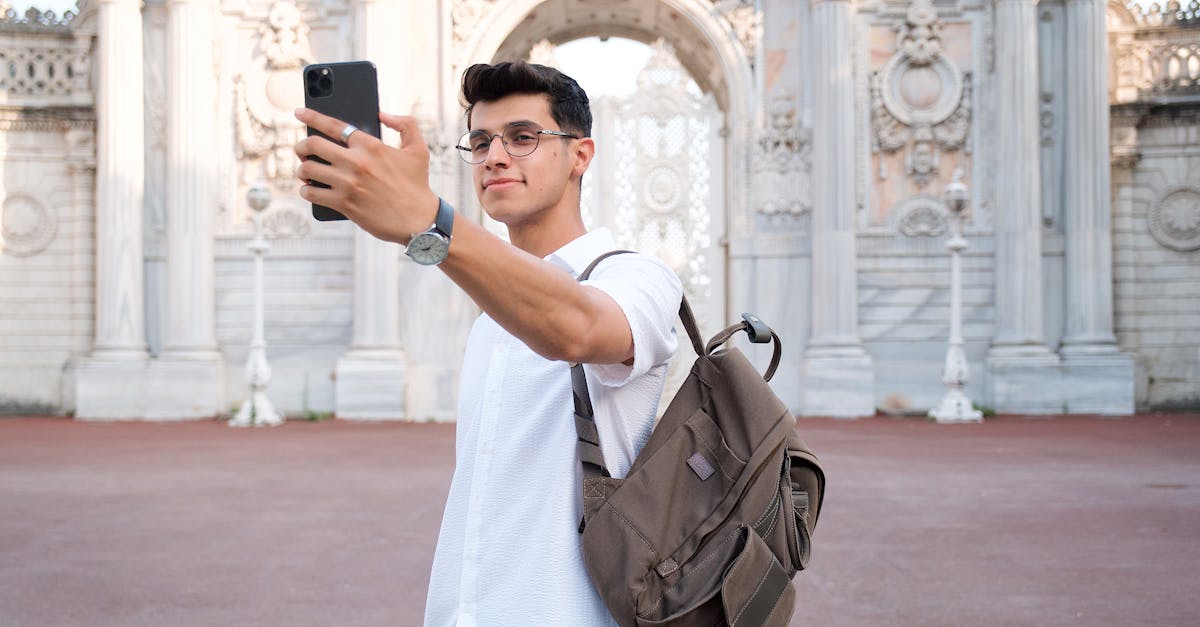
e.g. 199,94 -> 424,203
1149,185 -> 1200,252
895,195 -> 948,238
870,0 -> 971,188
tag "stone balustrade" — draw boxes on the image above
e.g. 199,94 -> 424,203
1111,1 -> 1200,103
0,8 -> 91,107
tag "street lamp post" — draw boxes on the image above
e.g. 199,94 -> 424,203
230,183 -> 284,427
929,170 -> 983,424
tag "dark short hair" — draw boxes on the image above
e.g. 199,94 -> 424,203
461,61 -> 592,137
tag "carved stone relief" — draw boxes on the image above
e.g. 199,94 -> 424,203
414,98 -> 459,204
144,5 -> 167,237
752,91 -> 811,218
263,206 -> 311,238
713,0 -> 762,59
894,195 -> 948,238
234,1 -> 311,190
1149,185 -> 1200,252
528,38 -> 559,68
453,0 -> 760,65
452,0 -> 498,49
1040,92 -> 1054,147
1,191 -> 56,257
0,8 -> 91,105
1109,1 -> 1200,103
869,0 -> 971,190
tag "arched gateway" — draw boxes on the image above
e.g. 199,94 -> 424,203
7,0 -> 1192,421
445,0 -> 761,407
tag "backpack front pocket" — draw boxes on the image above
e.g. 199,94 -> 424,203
613,408 -> 749,587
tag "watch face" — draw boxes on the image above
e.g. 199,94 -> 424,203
407,232 -> 450,265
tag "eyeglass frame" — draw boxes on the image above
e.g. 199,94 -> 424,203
455,125 -> 581,164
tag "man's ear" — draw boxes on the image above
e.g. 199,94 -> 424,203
571,136 -> 596,180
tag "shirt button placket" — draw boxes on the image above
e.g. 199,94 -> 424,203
459,336 -> 508,616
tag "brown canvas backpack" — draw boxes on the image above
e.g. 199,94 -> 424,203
573,252 -> 825,627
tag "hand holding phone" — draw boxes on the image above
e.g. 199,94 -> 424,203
302,61 -> 381,221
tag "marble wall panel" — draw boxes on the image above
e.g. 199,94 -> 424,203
1112,121 -> 1200,409
212,235 -> 353,414
0,125 -> 94,412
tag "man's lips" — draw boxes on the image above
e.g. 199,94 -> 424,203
483,178 -> 522,189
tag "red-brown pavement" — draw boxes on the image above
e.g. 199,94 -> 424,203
1,413 -> 1198,626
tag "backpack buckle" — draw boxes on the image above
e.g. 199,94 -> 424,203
741,313 -> 771,344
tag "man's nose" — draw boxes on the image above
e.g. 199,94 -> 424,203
483,135 -> 509,167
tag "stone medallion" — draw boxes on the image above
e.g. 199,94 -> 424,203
877,47 -> 963,129
643,165 -> 685,215
1149,186 -> 1200,252
1,193 -> 57,257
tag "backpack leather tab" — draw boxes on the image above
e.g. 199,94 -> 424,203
740,313 -> 772,344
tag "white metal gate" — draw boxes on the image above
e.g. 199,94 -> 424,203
577,41 -> 726,405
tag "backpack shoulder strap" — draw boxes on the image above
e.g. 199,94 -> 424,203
571,250 -> 706,485
571,250 -> 632,483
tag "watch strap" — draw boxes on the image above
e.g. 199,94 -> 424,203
434,197 -> 454,238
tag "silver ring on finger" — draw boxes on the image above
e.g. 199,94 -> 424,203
340,124 -> 358,145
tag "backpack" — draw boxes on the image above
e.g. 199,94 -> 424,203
573,251 -> 826,627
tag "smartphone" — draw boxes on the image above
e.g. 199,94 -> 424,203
302,61 -> 381,221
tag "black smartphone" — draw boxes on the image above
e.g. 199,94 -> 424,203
302,61 -> 381,221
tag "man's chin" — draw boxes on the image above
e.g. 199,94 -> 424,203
480,203 -> 520,227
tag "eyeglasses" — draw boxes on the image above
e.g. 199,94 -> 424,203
456,125 -> 580,164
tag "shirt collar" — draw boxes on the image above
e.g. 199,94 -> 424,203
545,228 -> 620,278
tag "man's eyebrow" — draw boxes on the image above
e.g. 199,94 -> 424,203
470,119 -> 542,133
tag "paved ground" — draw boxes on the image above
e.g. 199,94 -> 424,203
1,413 -> 1198,626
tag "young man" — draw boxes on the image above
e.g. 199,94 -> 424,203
294,62 -> 682,625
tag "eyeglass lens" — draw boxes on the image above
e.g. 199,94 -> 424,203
459,126 -> 543,163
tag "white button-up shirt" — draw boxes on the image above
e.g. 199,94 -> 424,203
424,228 -> 682,626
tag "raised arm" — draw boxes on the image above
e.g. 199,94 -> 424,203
294,107 -> 633,365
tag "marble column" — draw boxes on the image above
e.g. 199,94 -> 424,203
75,0 -> 150,419
985,0 -> 1062,414
146,0 -> 225,419
799,0 -> 875,418
1059,0 -> 1133,414
335,0 -> 407,420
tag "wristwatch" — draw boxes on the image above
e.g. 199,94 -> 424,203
406,198 -> 454,266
